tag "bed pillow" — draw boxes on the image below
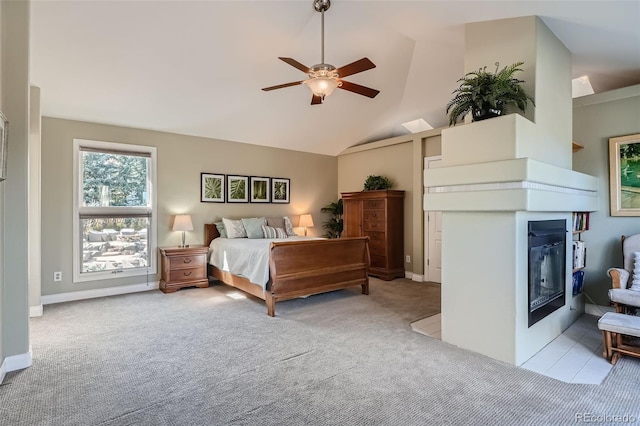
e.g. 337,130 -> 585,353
631,252 -> 640,291
262,225 -> 288,239
266,217 -> 286,229
222,218 -> 247,239
283,216 -> 297,236
214,221 -> 227,238
242,217 -> 267,239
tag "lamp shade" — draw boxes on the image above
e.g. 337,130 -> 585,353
305,77 -> 338,98
172,214 -> 193,232
299,214 -> 314,228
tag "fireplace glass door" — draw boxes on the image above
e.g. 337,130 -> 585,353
528,220 -> 567,327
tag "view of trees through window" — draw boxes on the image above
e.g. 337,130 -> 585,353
80,150 -> 151,274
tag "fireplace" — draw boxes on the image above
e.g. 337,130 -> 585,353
528,220 -> 567,327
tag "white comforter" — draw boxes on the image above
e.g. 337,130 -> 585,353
208,236 -> 317,290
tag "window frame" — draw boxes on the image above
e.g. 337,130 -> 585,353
73,139 -> 158,283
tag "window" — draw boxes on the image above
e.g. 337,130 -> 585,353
73,139 -> 157,282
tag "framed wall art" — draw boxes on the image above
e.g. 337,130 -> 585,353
609,133 -> 640,216
250,176 -> 270,203
227,175 -> 249,203
0,111 -> 7,181
271,177 -> 290,204
201,173 -> 225,203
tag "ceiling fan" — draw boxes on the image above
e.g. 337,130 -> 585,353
262,0 -> 380,105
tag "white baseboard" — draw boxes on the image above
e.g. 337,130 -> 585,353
0,358 -> 6,384
585,303 -> 615,317
3,348 -> 33,374
41,281 -> 159,305
404,272 -> 424,282
29,305 -> 43,317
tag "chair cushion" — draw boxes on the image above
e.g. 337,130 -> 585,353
622,234 -> 640,273
609,288 -> 640,307
632,252 -> 640,291
598,312 -> 640,337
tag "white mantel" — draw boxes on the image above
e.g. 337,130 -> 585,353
423,16 -> 598,366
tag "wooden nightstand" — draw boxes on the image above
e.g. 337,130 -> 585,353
159,246 -> 209,293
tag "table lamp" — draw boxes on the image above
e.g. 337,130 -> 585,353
299,214 -> 314,236
172,214 -> 193,247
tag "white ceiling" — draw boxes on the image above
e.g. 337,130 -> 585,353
30,1 -> 640,156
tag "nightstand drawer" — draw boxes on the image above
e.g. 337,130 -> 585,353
168,254 -> 206,270
169,267 -> 206,282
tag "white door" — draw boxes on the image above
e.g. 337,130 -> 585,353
424,156 -> 442,283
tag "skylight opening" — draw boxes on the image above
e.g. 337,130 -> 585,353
572,76 -> 595,98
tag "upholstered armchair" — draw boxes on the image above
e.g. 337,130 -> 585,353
607,234 -> 640,314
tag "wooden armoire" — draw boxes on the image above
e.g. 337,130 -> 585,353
341,190 -> 405,280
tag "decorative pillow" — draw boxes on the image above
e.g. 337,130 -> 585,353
214,221 -> 227,238
262,225 -> 288,239
222,218 -> 247,239
631,252 -> 640,291
266,217 -> 286,229
283,216 -> 297,236
241,217 -> 267,239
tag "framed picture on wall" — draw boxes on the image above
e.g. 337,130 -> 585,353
201,173 -> 225,203
227,175 -> 249,203
271,177 -> 290,204
0,111 -> 7,181
609,133 -> 640,216
250,176 -> 270,203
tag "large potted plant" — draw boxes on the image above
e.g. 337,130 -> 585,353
320,199 -> 343,238
445,61 -> 535,126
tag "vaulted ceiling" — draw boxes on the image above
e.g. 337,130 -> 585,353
30,1 -> 640,156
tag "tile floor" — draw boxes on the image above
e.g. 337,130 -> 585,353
411,313 -> 613,384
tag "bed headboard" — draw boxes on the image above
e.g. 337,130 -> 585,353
204,223 -> 221,247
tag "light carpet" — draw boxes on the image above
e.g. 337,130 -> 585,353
1,278 -> 639,425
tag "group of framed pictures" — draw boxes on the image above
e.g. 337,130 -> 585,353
201,173 -> 290,204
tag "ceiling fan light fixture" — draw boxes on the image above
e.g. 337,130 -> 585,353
305,76 -> 339,98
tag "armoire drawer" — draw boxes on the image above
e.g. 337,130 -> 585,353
364,200 -> 386,209
363,210 -> 386,222
363,221 -> 385,232
368,241 -> 386,255
370,255 -> 387,268
365,231 -> 386,242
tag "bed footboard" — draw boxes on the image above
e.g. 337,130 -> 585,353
267,237 -> 370,316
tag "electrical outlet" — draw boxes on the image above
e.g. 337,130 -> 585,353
406,255 -> 411,263
53,271 -> 62,282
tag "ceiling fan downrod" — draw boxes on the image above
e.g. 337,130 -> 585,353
313,0 -> 331,66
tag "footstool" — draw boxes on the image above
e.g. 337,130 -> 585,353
598,312 -> 640,365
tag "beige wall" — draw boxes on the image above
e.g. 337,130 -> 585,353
338,130 -> 441,278
41,117 -> 338,296
2,0 -> 31,367
572,85 -> 640,306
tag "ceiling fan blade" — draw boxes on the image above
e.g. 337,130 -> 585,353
311,94 -> 323,105
279,57 -> 311,74
262,81 -> 305,91
335,58 -> 376,78
338,80 -> 380,98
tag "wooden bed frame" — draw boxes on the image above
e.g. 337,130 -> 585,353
205,224 -> 370,316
